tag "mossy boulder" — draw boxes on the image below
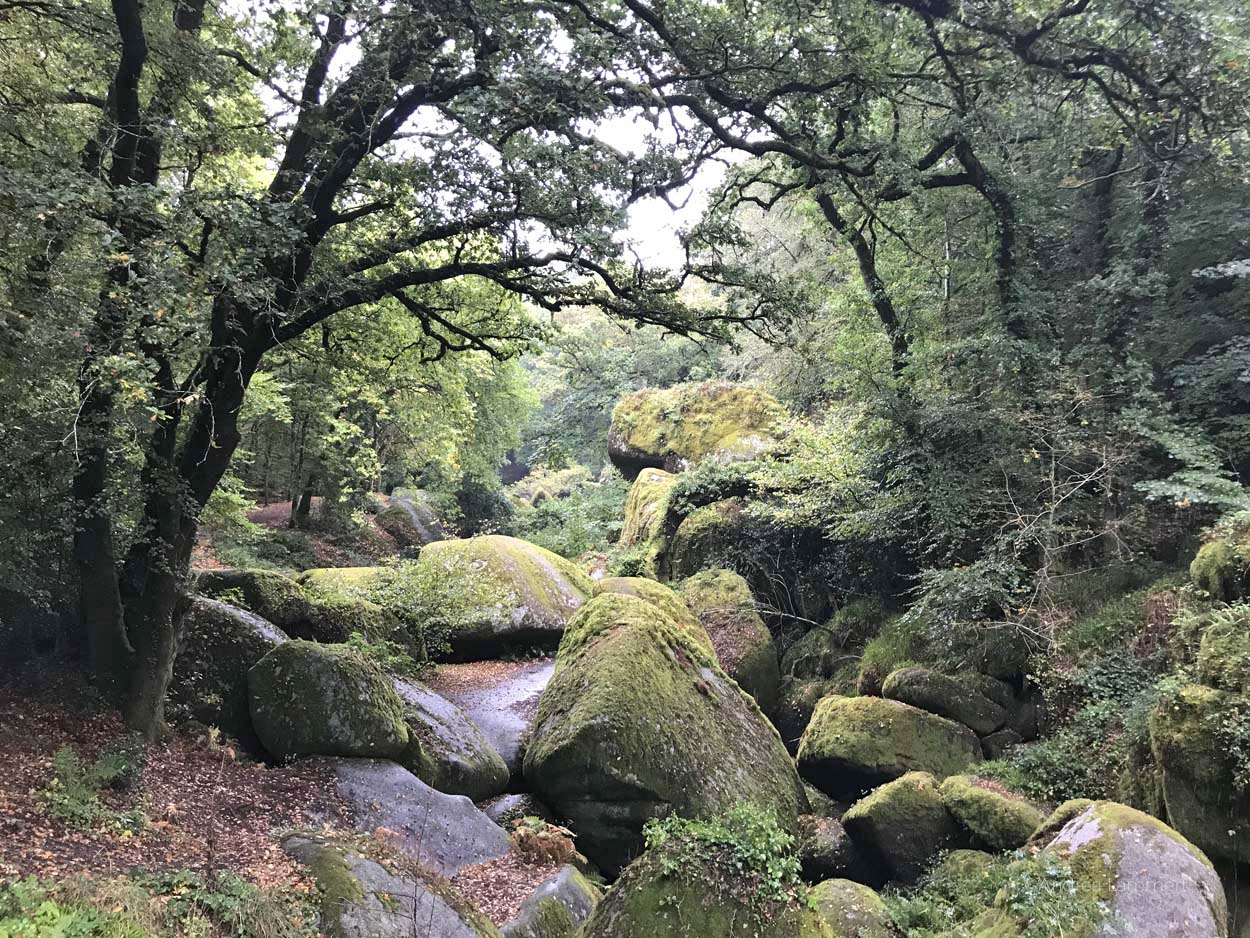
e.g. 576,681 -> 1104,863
169,597 -> 289,744
195,568 -> 308,627
781,599 -> 885,681
580,844 -> 834,938
376,494 -> 446,549
938,775 -> 1043,851
842,772 -> 962,883
620,469 -> 677,546
503,865 -> 601,938
667,498 -> 747,581
523,593 -> 808,874
798,816 -> 876,886
776,676 -> 854,751
1150,683 -> 1250,863
809,880 -> 896,938
1035,801 -> 1228,938
607,381 -> 783,479
247,641 -> 409,761
393,678 -> 509,800
929,848 -> 994,881
592,576 -> 712,656
679,569 -> 781,713
882,666 -> 1007,736
1192,534 -> 1250,601
1197,613 -> 1250,693
419,535 -> 592,658
283,833 -> 501,938
797,696 -> 982,799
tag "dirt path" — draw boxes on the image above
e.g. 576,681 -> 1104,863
427,659 -> 556,774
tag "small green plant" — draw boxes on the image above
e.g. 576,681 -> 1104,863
642,804 -> 804,906
36,746 -> 146,833
342,631 -> 423,677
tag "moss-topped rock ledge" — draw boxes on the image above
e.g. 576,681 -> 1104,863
938,774 -> 1043,851
579,840 -> 833,938
797,695 -> 982,800
679,569 -> 781,714
247,640 -> 409,762
619,468 -> 676,546
607,381 -> 783,479
420,535 -> 592,659
524,593 -> 808,874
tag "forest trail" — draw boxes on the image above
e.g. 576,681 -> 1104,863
427,659 -> 556,774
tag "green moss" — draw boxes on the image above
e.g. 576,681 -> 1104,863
782,599 -> 886,681
609,381 -> 784,472
679,569 -> 780,711
557,592 -> 715,670
882,666 -> 1007,736
797,695 -> 982,799
620,469 -> 677,546
856,614 -> 927,695
938,776 -> 1043,851
592,576 -> 709,651
667,499 -> 746,581
1031,798 -> 1096,844
524,593 -> 806,874
809,880 -> 893,938
297,567 -> 383,590
1197,608 -> 1250,692
247,641 -> 409,761
196,568 -> 308,624
1191,538 -> 1248,600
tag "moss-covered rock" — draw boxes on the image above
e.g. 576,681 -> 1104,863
169,597 -> 289,744
503,865 -> 601,938
1150,683 -> 1250,863
929,848 -> 995,881
1197,613 -> 1250,693
607,381 -> 783,479
592,576 -> 711,655
393,678 -> 509,800
419,535 -> 592,658
679,569 -> 781,713
1192,534 -> 1250,601
524,593 -> 808,874
1035,801 -> 1228,938
797,695 -> 982,799
798,816 -> 877,886
580,843 -> 834,938
881,666 -> 1007,737
247,641 -> 409,761
619,469 -> 677,546
938,775 -> 1043,852
979,727 -> 1023,760
781,599 -> 885,681
666,498 -> 747,582
376,494 -> 446,550
842,772 -> 962,883
217,566 -> 398,644
283,832 -> 501,938
776,675 -> 857,751
809,880 -> 896,938
196,568 -> 308,627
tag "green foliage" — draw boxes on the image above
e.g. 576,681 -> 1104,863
341,632 -> 423,679
887,850 -> 1106,938
0,872 -> 316,938
36,746 -> 146,833
511,471 -> 630,558
642,804 -> 805,906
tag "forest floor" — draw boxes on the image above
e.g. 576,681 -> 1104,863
0,665 -> 348,887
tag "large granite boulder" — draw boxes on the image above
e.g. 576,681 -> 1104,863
1150,683 -> 1250,864
841,772 -> 962,883
797,695 -> 982,799
393,678 -> 509,800
938,774 -> 1043,852
809,880 -> 896,938
247,641 -> 409,761
169,597 -> 288,743
881,666 -> 1007,736
283,833 -> 500,938
591,577 -> 712,656
679,569 -> 781,714
523,593 -> 808,874
419,535 -> 592,658
619,469 -> 676,547
315,758 -> 509,876
607,381 -> 782,479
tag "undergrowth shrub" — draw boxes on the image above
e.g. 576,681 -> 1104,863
512,472 -> 629,557
37,745 -> 146,833
642,803 -> 804,905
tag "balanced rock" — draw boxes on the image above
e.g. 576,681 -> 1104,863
523,593 -> 807,874
842,772 -> 962,883
607,381 -> 782,479
797,695 -> 982,799
247,641 -> 409,761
